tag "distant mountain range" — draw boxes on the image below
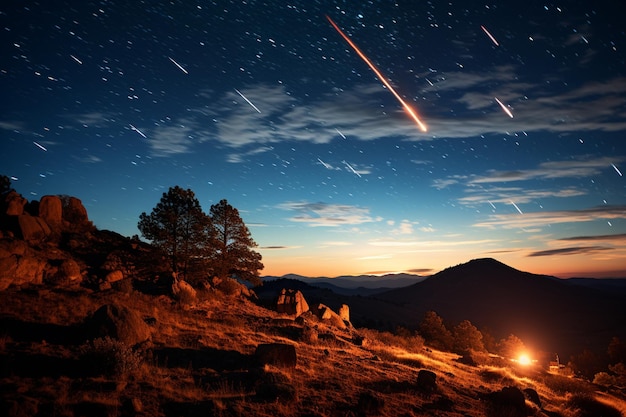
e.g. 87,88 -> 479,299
262,272 -> 426,295
259,258 -> 626,361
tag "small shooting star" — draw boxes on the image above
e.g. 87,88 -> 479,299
611,163 -> 623,177
510,200 -> 523,214
480,25 -> 500,46
495,97 -> 514,118
317,158 -> 332,170
335,128 -> 346,139
129,124 -> 147,139
343,160 -> 362,177
326,15 -> 427,132
33,141 -> 47,151
234,89 -> 262,113
168,57 -> 188,74
488,201 -> 497,210
70,54 -> 83,65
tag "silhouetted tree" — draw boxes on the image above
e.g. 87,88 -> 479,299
209,199 -> 263,286
418,310 -> 453,351
569,348 -> 602,380
608,337 -> 626,364
452,320 -> 485,354
496,334 -> 526,360
138,186 -> 213,277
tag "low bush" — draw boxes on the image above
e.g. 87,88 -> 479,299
79,336 -> 143,376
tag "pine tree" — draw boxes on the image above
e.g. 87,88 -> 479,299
138,186 -> 213,278
209,199 -> 263,286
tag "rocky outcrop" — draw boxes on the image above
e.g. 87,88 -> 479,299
17,215 -> 51,242
38,195 -> 62,226
276,289 -> 309,317
339,304 -> 350,322
313,303 -> 347,329
0,252 -> 47,290
63,196 -> 89,224
4,191 -> 27,215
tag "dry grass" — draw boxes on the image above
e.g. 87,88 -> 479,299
1,285 -> 625,417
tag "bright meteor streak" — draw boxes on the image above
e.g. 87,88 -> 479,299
480,25 -> 500,46
168,57 -> 188,74
495,97 -> 514,118
611,163 -> 623,177
33,141 -> 47,151
326,15 -> 427,132
234,89 -> 262,113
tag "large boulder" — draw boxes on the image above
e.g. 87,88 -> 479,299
17,215 -> 51,242
416,369 -> 438,396
39,195 -> 63,226
4,191 -> 27,215
63,196 -> 89,224
0,253 -> 47,290
482,386 -> 527,417
44,259 -> 82,285
85,304 -> 151,346
276,289 -> 309,317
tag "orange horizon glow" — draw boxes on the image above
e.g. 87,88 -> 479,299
259,247 -> 626,279
326,15 -> 428,132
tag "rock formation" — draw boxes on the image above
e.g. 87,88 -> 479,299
313,303 -> 347,329
38,195 -> 62,226
276,289 -> 309,317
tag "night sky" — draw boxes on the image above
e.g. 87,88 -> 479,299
2,1 -> 625,278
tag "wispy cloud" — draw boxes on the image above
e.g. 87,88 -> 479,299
527,246 -> 613,257
279,201 -> 380,227
436,156 -> 624,190
473,205 -> 626,229
259,245 -> 302,250
558,233 -> 626,242
62,71 -> 626,159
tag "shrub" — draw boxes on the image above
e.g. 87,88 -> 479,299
79,336 -> 143,376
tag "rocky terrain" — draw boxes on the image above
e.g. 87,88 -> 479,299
1,191 -> 625,416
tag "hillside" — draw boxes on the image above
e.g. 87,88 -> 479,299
2,284 -> 626,417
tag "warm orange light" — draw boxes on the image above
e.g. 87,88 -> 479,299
518,353 -> 532,366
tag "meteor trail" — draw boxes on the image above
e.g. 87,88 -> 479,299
343,160 -> 362,177
317,158 -> 332,170
326,15 -> 427,132
611,163 -> 623,177
480,25 -> 500,46
234,89 -> 262,113
335,128 -> 346,139
168,57 -> 188,74
70,54 -> 83,65
495,97 -> 514,118
130,124 -> 147,138
510,200 -> 523,214
33,141 -> 47,151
